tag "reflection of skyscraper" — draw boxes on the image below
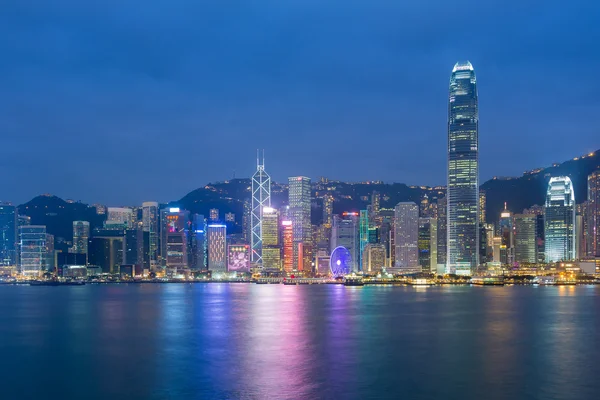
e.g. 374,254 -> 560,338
447,61 -> 479,275
207,224 -> 227,273
544,177 -> 576,262
251,151 -> 271,265
142,202 -> 159,271
394,202 -> 419,272
0,204 -> 17,265
588,170 -> 600,257
289,176 -> 312,274
19,226 -> 47,277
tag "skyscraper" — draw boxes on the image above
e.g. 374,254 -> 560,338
331,213 -> 359,272
190,214 -> 206,271
70,221 -> 90,255
160,207 -> 190,274
207,224 -> 227,273
288,176 -> 312,275
251,151 -> 271,265
19,226 -> 47,277
436,197 -> 447,271
544,177 -> 576,262
514,214 -> 536,264
0,204 -> 17,265
418,217 -> 438,274
142,202 -> 159,271
261,207 -> 280,270
447,61 -> 479,275
394,202 -> 419,272
281,220 -> 293,274
588,170 -> 600,257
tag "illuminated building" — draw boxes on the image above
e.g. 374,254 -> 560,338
89,228 -> 124,274
160,208 -> 190,274
142,202 -> 159,271
207,224 -> 227,272
371,191 -> 380,217
288,176 -> 312,274
261,207 -> 280,270
124,224 -> 143,270
359,210 -> 369,271
420,195 -> 434,218
107,207 -> 135,228
575,203 -> 587,259
514,214 -> 536,264
544,177 -> 576,262
498,204 -> 514,265
45,233 -> 55,271
225,212 -> 235,222
92,204 -> 106,215
447,61 -> 479,275
323,194 -> 334,227
251,151 -> 271,265
394,202 -> 419,272
228,244 -> 250,272
69,221 -> 90,258
19,226 -> 46,276
492,237 -> 503,263
331,213 -> 359,272
436,197 -> 447,270
281,220 -> 293,274
191,214 -> 206,270
209,208 -> 219,221
479,190 -> 486,223
364,243 -> 386,274
0,203 -> 17,265
418,217 -> 437,274
524,204 -> 545,262
588,170 -> 600,256
314,248 -> 331,276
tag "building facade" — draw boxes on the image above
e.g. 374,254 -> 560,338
394,202 -> 419,272
588,170 -> 600,257
544,177 -> 576,262
207,224 -> 227,273
288,176 -> 312,274
251,151 -> 271,265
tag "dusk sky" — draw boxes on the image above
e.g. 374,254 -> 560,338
1,1 -> 599,205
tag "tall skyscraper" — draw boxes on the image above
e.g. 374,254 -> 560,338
418,217 -> 438,274
288,176 -> 312,274
447,61 -> 479,275
359,210 -> 369,271
514,214 -> 536,264
207,224 -> 227,273
70,221 -> 90,256
0,204 -> 17,265
19,226 -> 47,277
281,220 -> 293,274
160,207 -> 190,274
251,151 -> 271,265
436,197 -> 447,271
190,214 -> 206,271
479,190 -> 486,224
498,204 -> 514,265
544,177 -> 576,262
142,202 -> 159,271
261,207 -> 280,270
364,243 -> 386,274
588,170 -> 600,257
394,202 -> 419,272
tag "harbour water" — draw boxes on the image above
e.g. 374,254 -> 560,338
0,284 -> 598,399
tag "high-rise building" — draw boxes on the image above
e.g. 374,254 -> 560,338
261,207 -> 280,270
251,151 -> 271,265
479,190 -> 486,224
447,61 -> 479,275
394,202 -> 419,272
498,204 -> 514,266
364,243 -> 386,274
45,233 -> 55,271
142,202 -> 159,271
331,213 -> 359,272
89,228 -> 125,274
288,176 -> 312,275
209,208 -> 219,222
575,203 -> 588,259
207,224 -> 227,273
190,214 -> 206,271
19,226 -> 47,277
160,207 -> 190,274
281,220 -> 293,274
69,221 -> 90,258
544,177 -> 576,262
524,205 -> 545,263
588,170 -> 600,257
418,217 -> 438,274
359,210 -> 369,271
0,204 -> 17,265
322,194 -> 334,227
124,223 -> 144,269
436,197 -> 447,271
107,207 -> 135,228
514,214 -> 536,264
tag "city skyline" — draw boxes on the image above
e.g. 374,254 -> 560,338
1,2 -> 599,205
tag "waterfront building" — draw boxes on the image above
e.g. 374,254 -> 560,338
281,220 -> 293,274
142,201 -> 159,271
331,213 -> 359,272
160,208 -> 190,274
436,197 -> 447,271
544,177 -> 576,262
89,228 -> 125,274
251,151 -> 271,265
394,202 -> 419,272
190,214 -> 206,270
207,224 -> 227,273
447,61 -> 479,275
0,203 -> 17,265
514,214 -> 536,264
588,170 -> 600,256
288,176 -> 312,275
418,217 -> 437,274
524,204 -> 545,263
359,210 -> 369,270
124,223 -> 144,269
19,226 -> 46,276
498,204 -> 514,265
227,244 -> 250,272
45,233 -> 55,271
261,207 -> 280,270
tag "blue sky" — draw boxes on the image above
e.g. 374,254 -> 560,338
1,1 -> 599,205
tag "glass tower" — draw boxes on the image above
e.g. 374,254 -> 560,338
447,61 -> 479,275
544,177 -> 576,262
588,170 -> 600,257
0,204 -> 17,265
288,176 -> 312,274
251,150 -> 271,265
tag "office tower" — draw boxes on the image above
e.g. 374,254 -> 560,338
544,177 -> 576,262
207,224 -> 227,273
142,202 -> 159,271
45,233 -> 55,271
447,61 -> 479,275
419,195 -> 434,218
209,208 -> 219,222
323,194 -> 334,227
124,223 -> 144,269
498,204 -> 514,265
331,213 -> 359,272
483,223 -> 495,263
0,204 -> 17,265
19,226 -> 47,277
281,220 -> 293,274
371,191 -> 381,215
479,190 -> 486,224
524,204 -> 545,262
288,176 -> 312,274
69,221 -> 90,256
588,170 -> 600,256
242,199 -> 251,243
190,214 -> 206,270
359,210 -> 369,271
251,151 -> 271,265
261,207 -> 280,270
227,244 -> 250,272
492,237 -> 503,264
89,228 -> 125,273
436,197 -> 447,270
418,217 -> 438,274
514,214 -> 536,264
364,243 -> 386,274
394,202 -> 419,272
160,207 -> 190,274
107,207 -> 134,228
